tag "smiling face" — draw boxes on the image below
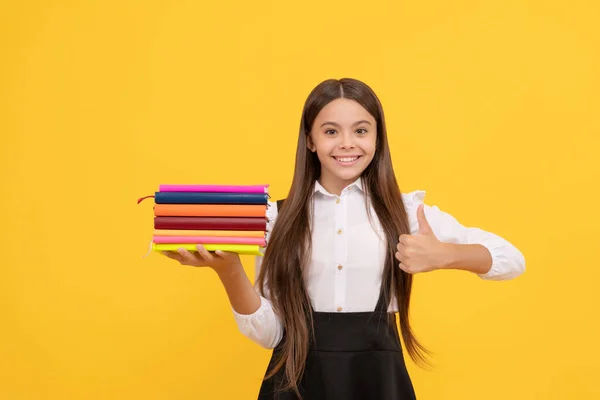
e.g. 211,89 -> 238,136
307,98 -> 377,195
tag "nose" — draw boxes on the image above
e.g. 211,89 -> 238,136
339,131 -> 355,150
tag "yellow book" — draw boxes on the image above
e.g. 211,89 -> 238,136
152,243 -> 264,256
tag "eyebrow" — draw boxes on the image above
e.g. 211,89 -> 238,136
320,120 -> 372,128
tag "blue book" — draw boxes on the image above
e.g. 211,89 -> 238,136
154,192 -> 269,205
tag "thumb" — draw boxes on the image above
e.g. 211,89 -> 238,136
417,203 -> 434,235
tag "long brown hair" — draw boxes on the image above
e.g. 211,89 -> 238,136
257,78 -> 429,396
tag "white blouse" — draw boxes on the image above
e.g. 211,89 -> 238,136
232,178 -> 525,349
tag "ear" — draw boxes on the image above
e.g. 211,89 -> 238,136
306,133 -> 316,152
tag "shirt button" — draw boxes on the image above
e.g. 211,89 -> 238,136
336,198 -> 340,204
337,306 -> 343,312
337,264 -> 343,270
337,229 -> 342,234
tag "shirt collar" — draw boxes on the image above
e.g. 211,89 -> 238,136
314,177 -> 365,196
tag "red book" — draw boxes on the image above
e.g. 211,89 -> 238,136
154,216 -> 267,231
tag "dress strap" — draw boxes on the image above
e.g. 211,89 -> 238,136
276,198 -> 285,211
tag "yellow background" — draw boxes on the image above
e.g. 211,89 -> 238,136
1,0 -> 599,399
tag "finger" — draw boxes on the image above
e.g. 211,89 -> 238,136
417,204 -> 434,235
196,244 -> 216,264
162,251 -> 183,262
395,249 -> 405,263
216,250 -> 240,264
399,234 -> 411,246
396,256 -> 416,274
396,240 -> 406,252
214,250 -> 230,259
398,263 -> 413,274
396,253 -> 409,270
177,248 -> 200,265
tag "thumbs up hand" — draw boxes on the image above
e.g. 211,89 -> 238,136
395,204 -> 451,274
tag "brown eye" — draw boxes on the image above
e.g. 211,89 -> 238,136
325,129 -> 336,135
356,128 -> 367,135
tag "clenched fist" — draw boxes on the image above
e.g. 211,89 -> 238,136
395,203 -> 451,274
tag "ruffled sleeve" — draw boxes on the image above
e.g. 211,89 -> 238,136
232,200 -> 284,348
402,190 -> 525,280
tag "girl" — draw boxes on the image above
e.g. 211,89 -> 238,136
162,78 -> 525,399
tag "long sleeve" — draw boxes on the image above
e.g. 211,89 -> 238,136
404,190 -> 526,280
232,200 -> 284,348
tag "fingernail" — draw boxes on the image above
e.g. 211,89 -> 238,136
177,248 -> 185,254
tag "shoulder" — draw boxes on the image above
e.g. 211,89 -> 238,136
401,189 -> 427,210
401,190 -> 427,233
400,189 -> 467,236
265,200 -> 279,237
266,199 -> 278,219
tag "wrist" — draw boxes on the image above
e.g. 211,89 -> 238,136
439,243 -> 493,274
214,261 -> 245,280
440,243 -> 460,270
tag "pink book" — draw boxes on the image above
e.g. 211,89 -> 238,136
158,184 -> 269,193
153,235 -> 266,246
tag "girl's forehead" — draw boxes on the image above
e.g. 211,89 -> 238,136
316,98 -> 374,123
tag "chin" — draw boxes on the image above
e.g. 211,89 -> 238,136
331,168 -> 364,183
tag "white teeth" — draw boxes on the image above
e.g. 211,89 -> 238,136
336,157 -> 358,163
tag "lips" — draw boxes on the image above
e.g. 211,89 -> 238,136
332,155 -> 362,165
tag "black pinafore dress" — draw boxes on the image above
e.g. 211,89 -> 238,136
257,199 -> 416,399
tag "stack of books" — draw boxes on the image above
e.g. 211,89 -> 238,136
138,184 -> 270,256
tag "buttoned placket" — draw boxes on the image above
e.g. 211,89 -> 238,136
334,189 -> 348,312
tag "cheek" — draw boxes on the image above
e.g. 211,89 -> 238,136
362,138 -> 377,156
369,142 -> 377,155
314,141 -> 335,157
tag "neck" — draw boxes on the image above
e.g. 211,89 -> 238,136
317,173 -> 359,195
